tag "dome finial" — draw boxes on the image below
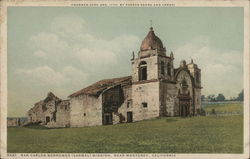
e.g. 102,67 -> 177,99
140,23 -> 164,51
150,20 -> 153,31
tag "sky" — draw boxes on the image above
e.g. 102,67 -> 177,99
7,7 -> 244,117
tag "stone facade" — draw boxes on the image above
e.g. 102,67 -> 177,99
27,27 -> 202,128
70,94 -> 102,127
27,92 -> 70,127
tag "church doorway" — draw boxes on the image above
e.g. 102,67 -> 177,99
127,112 -> 133,123
179,100 -> 190,117
104,113 -> 113,125
178,78 -> 191,117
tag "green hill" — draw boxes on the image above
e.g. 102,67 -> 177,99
8,115 -> 243,153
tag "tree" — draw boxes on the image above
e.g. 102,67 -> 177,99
237,90 -> 244,101
207,94 -> 216,102
216,93 -> 225,101
229,97 -> 237,101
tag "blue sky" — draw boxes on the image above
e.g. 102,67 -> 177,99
7,7 -> 243,117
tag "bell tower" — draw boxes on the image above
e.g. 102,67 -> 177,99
131,27 -> 174,83
131,27 -> 174,121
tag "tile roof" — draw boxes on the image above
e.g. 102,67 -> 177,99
68,76 -> 132,98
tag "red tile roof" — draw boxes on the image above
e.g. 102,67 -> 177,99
68,76 -> 132,98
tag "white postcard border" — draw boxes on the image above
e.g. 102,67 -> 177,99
0,0 -> 249,159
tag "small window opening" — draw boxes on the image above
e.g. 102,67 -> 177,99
142,102 -> 148,108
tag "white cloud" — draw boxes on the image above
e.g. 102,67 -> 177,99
29,32 -> 72,61
62,66 -> 88,84
15,66 -> 88,87
174,36 -> 243,98
50,15 -> 86,39
27,15 -> 140,79
16,66 -> 65,85
34,50 -> 46,58
25,16 -> 243,99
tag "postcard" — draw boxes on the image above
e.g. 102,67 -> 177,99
0,0 -> 249,158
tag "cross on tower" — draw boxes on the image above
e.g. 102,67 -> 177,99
150,20 -> 153,31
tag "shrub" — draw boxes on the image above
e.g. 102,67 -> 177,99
200,108 -> 206,116
23,122 -> 48,129
211,109 -> 216,115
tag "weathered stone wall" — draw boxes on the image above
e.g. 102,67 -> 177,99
55,100 -> 70,127
69,94 -> 102,127
7,118 -> 19,127
102,85 -> 124,112
187,63 -> 201,88
27,92 -> 70,127
28,101 -> 46,123
115,85 -> 132,123
157,56 -> 174,80
194,88 -> 201,113
132,55 -> 159,82
102,85 -> 125,124
8,117 -> 28,127
176,70 -> 194,115
131,81 -> 160,121
44,100 -> 57,124
159,82 -> 179,116
187,63 -> 202,114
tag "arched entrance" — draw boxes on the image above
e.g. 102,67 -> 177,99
178,78 -> 191,117
179,98 -> 191,117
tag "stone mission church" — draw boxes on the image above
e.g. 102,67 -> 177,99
27,27 -> 202,128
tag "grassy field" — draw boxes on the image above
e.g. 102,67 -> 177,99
202,102 -> 243,113
8,115 -> 243,153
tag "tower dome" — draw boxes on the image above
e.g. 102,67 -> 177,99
140,27 -> 164,51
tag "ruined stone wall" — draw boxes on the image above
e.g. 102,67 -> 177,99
114,85 -> 132,124
102,86 -> 124,112
8,118 -> 28,127
7,119 -> 19,127
54,100 -> 70,127
131,81 -> 160,121
44,100 -> 57,123
102,85 -> 124,124
28,101 -> 45,123
70,95 -> 102,127
27,92 -> 66,127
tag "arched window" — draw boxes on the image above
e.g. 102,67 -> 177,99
161,61 -> 165,76
139,61 -> 147,81
167,63 -> 171,76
